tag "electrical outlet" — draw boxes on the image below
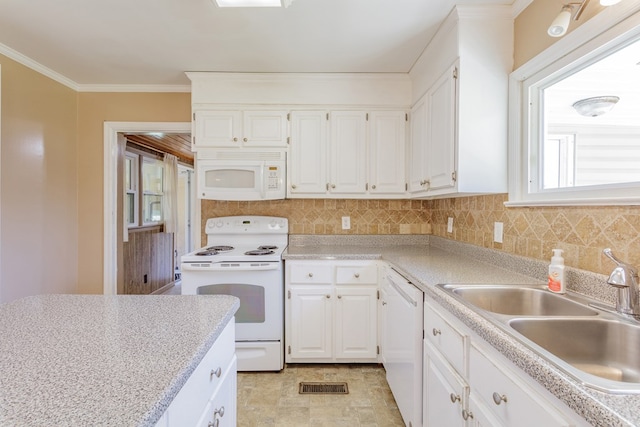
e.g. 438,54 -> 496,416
342,216 -> 351,230
494,221 -> 504,243
447,217 -> 454,233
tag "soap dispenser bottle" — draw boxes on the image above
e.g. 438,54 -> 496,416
548,249 -> 566,293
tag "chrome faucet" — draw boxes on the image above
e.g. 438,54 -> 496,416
603,248 -> 640,318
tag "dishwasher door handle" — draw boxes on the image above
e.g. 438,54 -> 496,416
387,275 -> 418,307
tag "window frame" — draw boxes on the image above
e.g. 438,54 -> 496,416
125,149 -> 165,228
124,152 -> 139,228
507,3 -> 640,206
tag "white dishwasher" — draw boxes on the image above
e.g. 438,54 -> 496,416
380,266 -> 424,427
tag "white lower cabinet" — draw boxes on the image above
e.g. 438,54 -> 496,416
158,319 -> 237,427
424,341 -> 468,427
423,299 -> 585,427
286,260 -> 378,363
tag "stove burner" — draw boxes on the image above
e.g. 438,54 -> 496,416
245,249 -> 276,256
258,245 -> 278,250
207,245 -> 234,252
195,249 -> 219,256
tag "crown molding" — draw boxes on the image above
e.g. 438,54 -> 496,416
0,43 -> 79,91
76,84 -> 191,93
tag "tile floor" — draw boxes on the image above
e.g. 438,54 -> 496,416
237,364 -> 405,427
160,285 -> 405,425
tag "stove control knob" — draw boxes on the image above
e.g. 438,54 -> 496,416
215,220 -> 224,228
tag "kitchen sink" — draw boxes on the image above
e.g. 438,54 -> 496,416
437,283 -> 640,393
510,318 -> 640,388
446,284 -> 598,316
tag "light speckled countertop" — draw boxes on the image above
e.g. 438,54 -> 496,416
284,235 -> 638,427
0,294 -> 239,427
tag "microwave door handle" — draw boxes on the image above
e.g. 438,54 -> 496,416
260,163 -> 266,199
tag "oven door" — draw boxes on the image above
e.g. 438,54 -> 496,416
181,261 -> 283,341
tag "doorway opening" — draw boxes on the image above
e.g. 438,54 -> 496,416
103,122 -> 198,295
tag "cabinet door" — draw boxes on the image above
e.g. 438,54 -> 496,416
368,111 -> 407,195
329,111 -> 367,194
334,286 -> 378,360
194,111 -> 242,148
424,342 -> 468,427
408,97 -> 429,194
469,343 -> 573,427
242,110 -> 288,147
197,357 -> 238,427
288,286 -> 333,360
289,111 -> 328,195
427,65 -> 457,191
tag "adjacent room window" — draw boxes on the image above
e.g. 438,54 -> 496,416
124,153 -> 139,227
126,150 -> 165,227
508,13 -> 640,205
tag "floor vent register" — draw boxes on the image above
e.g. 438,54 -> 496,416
298,382 -> 349,394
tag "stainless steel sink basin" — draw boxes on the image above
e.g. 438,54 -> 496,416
448,285 -> 598,316
509,318 -> 640,389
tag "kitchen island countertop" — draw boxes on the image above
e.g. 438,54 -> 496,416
0,294 -> 239,426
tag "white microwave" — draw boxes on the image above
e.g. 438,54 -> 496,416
196,150 -> 286,201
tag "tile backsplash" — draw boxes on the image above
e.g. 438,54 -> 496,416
201,199 -> 431,239
429,194 -> 640,276
201,195 -> 639,276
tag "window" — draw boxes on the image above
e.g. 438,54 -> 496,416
142,159 -> 164,225
508,7 -> 640,205
126,151 -> 165,227
125,153 -> 139,227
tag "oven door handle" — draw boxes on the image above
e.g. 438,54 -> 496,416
181,262 -> 281,271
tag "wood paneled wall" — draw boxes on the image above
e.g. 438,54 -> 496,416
123,229 -> 174,294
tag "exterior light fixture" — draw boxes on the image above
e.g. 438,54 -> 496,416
572,96 -> 620,117
215,0 -> 295,7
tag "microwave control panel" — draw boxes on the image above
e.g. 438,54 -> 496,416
267,165 -> 281,190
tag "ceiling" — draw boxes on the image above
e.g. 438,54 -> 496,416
0,0 -> 517,88
125,133 -> 193,164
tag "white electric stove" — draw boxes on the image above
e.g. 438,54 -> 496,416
181,215 -> 288,371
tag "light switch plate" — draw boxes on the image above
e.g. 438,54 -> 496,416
342,216 -> 351,230
447,217 -> 454,233
494,221 -> 504,243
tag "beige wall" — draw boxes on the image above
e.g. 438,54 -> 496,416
76,92 -> 191,294
514,0 -> 604,68
0,55 -> 79,302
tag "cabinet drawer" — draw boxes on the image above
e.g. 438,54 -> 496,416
289,263 -> 333,284
469,343 -> 572,427
424,302 -> 467,376
335,264 -> 377,284
168,320 -> 235,425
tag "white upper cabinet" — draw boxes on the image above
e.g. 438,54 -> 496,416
426,65 -> 457,192
193,110 -> 288,149
289,109 -> 407,199
368,111 -> 407,195
408,5 -> 513,198
330,111 -> 368,195
289,111 -> 328,195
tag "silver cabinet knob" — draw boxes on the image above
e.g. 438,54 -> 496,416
492,392 -> 508,405
326,295 -> 330,298
462,409 -> 474,420
210,367 -> 222,379
382,301 -> 387,305
291,184 -> 297,189
308,272 -> 313,278
354,273 -> 360,278
243,137 -> 248,142
371,185 -> 376,190
450,393 -> 461,403
331,184 -> 336,189
233,137 -> 238,142
432,328 -> 441,336
208,419 -> 219,427
337,295 -> 342,299
214,406 -> 225,417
